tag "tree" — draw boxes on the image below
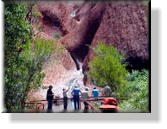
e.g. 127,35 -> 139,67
4,2 -> 54,112
88,42 -> 128,98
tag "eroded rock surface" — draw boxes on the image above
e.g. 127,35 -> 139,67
27,1 -> 149,105
37,1 -> 149,71
83,2 -> 149,70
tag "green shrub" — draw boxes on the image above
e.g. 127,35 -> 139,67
19,37 -> 54,93
20,37 -> 54,63
88,42 -> 149,112
119,70 -> 149,112
88,42 -> 128,97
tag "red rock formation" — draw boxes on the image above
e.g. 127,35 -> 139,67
36,1 -> 149,71
83,2 -> 149,70
61,2 -> 106,62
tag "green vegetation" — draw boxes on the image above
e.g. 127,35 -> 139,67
88,42 -> 128,97
119,70 -> 149,112
4,3 -> 54,112
4,3 -> 149,113
88,42 -> 149,112
41,85 -> 49,90
19,37 -> 54,90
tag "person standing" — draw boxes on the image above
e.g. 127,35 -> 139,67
92,87 -> 99,99
81,88 -> 89,112
63,87 -> 70,111
46,85 -> 54,112
103,85 -> 111,97
71,86 -> 81,110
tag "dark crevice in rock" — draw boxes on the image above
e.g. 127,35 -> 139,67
69,17 -> 103,71
70,8 -> 106,65
70,53 -> 80,70
126,56 -> 149,70
41,11 -> 68,36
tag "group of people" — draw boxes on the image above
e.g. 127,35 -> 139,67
46,85 -> 111,112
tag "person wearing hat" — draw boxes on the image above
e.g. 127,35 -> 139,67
46,85 -> 54,112
71,85 -> 81,110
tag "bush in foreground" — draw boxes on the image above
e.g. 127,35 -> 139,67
119,69 -> 149,112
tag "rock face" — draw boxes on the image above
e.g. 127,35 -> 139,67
61,3 -> 106,63
36,1 -> 149,71
83,2 -> 149,70
37,2 -> 84,37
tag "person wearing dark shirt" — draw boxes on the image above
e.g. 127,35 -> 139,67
63,87 -> 70,111
71,86 -> 81,110
46,85 -> 54,112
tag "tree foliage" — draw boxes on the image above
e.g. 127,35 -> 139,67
4,3 -> 54,112
88,42 -> 149,112
119,70 -> 149,112
88,42 -> 128,94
